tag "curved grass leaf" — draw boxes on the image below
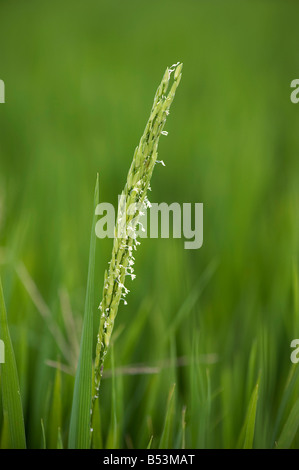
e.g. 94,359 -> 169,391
276,397 -> 299,449
41,419 -> 46,449
68,174 -> 99,449
0,277 -> 26,448
237,382 -> 259,449
272,363 -> 299,445
147,435 -> 153,449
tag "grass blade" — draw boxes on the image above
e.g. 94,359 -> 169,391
68,174 -> 99,449
147,435 -> 153,449
48,366 -> 62,449
163,260 -> 218,344
237,382 -> 259,449
0,411 -> 9,449
57,428 -> 63,449
159,383 -> 176,449
276,397 -> 299,449
41,419 -> 46,449
271,364 -> 299,445
0,277 -> 26,448
181,406 -> 186,449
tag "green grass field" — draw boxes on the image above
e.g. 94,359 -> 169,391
1,0 -> 299,449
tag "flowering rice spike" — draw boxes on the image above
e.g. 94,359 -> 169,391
93,62 -> 183,404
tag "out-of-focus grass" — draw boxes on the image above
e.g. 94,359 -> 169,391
0,0 -> 299,448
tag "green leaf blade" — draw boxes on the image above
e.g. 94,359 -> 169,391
0,278 -> 26,449
159,383 -> 176,449
276,397 -> 299,449
68,174 -> 99,449
237,382 -> 259,449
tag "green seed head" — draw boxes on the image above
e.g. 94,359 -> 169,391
93,62 -> 183,398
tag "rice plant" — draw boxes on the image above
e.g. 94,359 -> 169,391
94,62 -> 183,400
1,1 -> 299,448
69,62 -> 183,448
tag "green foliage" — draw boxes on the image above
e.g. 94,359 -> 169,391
0,0 -> 299,450
0,279 -> 26,448
68,175 -> 99,449
48,366 -> 62,449
237,382 -> 259,449
276,398 -> 299,449
159,384 -> 176,449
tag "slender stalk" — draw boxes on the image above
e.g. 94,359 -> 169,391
93,62 -> 183,404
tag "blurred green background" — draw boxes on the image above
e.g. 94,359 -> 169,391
1,0 -> 299,449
